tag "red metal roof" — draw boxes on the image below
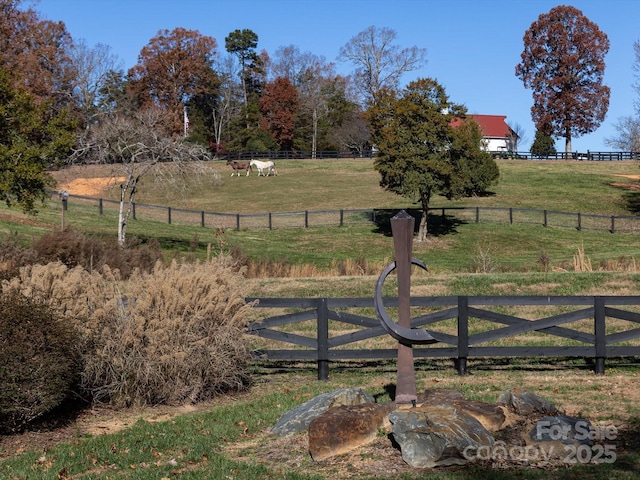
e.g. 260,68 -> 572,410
451,114 -> 515,138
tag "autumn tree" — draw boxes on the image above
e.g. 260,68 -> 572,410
0,0 -> 76,107
271,45 -> 354,154
0,1 -> 77,215
338,26 -> 427,106
0,67 -> 75,212
71,107 -> 217,246
259,77 -> 299,150
368,78 -> 498,241
128,27 -> 218,137
516,5 -> 610,154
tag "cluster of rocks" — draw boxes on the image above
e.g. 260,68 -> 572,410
270,387 -> 597,468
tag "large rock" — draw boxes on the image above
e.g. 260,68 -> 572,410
419,389 -> 506,431
529,415 -> 594,446
389,404 -> 495,468
270,387 -> 375,437
308,402 -> 396,461
497,388 -> 559,416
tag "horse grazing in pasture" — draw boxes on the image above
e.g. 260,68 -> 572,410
249,159 -> 278,176
226,160 -> 251,177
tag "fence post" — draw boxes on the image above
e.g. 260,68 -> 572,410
577,212 -> 582,231
305,211 -> 308,228
339,209 -> 344,227
168,207 -> 172,225
509,208 -> 513,225
543,210 -> 547,227
201,211 -> 205,228
133,203 -> 136,220
269,212 -> 273,230
610,216 -> 615,234
99,198 -> 103,215
457,296 -> 469,375
317,298 -> 330,380
594,296 -> 606,374
475,207 -> 479,223
236,213 -> 240,231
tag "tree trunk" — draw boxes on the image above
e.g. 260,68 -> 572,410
312,107 -> 318,159
416,191 -> 430,242
117,189 -> 127,247
117,179 -> 137,247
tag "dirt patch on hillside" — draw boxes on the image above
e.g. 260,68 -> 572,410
56,177 -> 125,197
612,174 -> 640,191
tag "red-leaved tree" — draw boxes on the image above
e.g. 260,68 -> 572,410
128,27 -> 218,137
516,5 -> 610,153
259,77 -> 299,150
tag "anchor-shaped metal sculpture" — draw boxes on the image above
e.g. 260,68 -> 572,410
374,210 -> 440,404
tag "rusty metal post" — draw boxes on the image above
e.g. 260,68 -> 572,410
390,210 -> 417,404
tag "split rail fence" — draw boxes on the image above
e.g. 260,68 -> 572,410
56,193 -> 640,234
247,295 -> 640,380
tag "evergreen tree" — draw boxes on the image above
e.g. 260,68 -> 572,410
368,78 -> 498,241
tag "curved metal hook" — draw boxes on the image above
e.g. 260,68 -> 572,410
374,258 -> 439,345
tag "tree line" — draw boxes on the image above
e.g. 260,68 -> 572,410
0,1 -> 628,243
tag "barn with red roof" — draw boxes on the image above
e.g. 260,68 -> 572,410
451,114 -> 519,154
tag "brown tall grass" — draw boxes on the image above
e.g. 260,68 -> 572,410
3,257 -> 253,407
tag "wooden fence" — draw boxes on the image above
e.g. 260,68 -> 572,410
247,296 -> 640,380
213,150 -> 640,161
58,194 -> 640,234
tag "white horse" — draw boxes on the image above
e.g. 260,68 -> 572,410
249,159 -> 278,176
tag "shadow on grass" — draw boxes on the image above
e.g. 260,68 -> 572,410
622,191 -> 640,215
373,208 -> 467,237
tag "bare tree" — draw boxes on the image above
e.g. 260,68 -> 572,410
71,108 -> 219,246
69,39 -> 124,123
606,116 -> 640,151
507,122 -> 528,152
331,110 -> 371,155
606,41 -> 640,152
338,26 -> 427,106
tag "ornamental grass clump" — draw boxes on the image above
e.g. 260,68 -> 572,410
4,256 -> 253,407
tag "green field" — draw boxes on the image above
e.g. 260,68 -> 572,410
7,159 -> 635,276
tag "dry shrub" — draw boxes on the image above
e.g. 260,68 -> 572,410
3,257 -> 253,407
471,241 -> 496,273
0,291 -> 80,433
231,246 -> 388,278
0,233 -> 40,281
573,246 -> 593,272
31,227 -> 162,278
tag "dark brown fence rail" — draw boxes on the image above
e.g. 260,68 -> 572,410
247,296 -> 640,380
56,193 -> 640,234
213,150 -> 640,161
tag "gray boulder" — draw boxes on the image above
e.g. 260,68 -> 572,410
389,404 -> 495,468
271,387 -> 375,437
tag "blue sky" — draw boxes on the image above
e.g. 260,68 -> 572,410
33,0 -> 640,152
